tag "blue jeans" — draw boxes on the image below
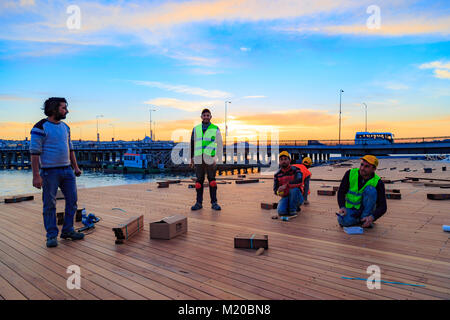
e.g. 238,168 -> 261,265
41,166 -> 78,238
337,186 -> 377,227
278,187 -> 303,215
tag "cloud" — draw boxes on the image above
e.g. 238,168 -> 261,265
240,47 -> 251,52
144,97 -> 219,112
384,83 -> 409,90
131,80 -> 231,98
0,94 -> 35,101
419,60 -> 450,79
276,15 -> 450,37
242,95 -> 266,99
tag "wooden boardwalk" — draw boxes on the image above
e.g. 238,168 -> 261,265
0,159 -> 449,300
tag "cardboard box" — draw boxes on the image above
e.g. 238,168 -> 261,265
150,215 -> 187,239
234,234 -> 268,249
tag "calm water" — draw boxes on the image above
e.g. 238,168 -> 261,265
0,169 -> 193,197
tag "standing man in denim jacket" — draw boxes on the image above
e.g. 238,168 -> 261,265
30,97 -> 84,248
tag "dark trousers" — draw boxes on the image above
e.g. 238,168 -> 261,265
195,163 -> 217,204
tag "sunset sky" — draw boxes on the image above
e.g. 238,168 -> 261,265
0,0 -> 449,142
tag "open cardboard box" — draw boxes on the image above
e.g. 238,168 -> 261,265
150,214 -> 187,239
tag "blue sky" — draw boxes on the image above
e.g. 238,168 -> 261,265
0,0 -> 449,141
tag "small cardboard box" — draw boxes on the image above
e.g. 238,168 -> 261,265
234,234 -> 268,249
150,215 -> 187,239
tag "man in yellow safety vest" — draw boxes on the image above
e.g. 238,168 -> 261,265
336,155 -> 387,228
190,108 -> 223,211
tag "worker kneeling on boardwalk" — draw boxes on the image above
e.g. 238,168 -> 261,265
274,151 -> 304,215
336,155 -> 387,228
292,156 -> 312,205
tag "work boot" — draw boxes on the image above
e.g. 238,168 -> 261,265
211,202 -> 221,211
60,230 -> 85,240
296,206 -> 302,212
191,202 -> 203,210
304,200 -> 310,205
46,237 -> 58,248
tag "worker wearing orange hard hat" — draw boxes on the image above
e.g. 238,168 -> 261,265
273,151 -> 304,216
292,156 -> 312,205
336,155 -> 387,228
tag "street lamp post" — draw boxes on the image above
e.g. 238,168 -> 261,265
225,101 -> 231,146
96,115 -> 104,142
338,89 -> 344,145
362,102 -> 368,132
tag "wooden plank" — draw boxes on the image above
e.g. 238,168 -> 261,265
112,215 -> 144,244
235,179 -> 259,184
427,194 -> 450,200
261,202 -> 277,210
4,196 -> 34,204
317,190 -> 336,196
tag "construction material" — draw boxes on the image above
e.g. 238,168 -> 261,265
157,181 -> 169,188
386,189 -> 400,193
427,194 -> 450,200
167,179 -> 181,184
317,190 -> 336,196
424,183 -> 450,188
333,186 -> 339,192
112,215 -> 144,244
235,179 -> 259,184
343,227 -> 364,235
150,215 -> 187,240
234,234 -> 268,249
261,202 -> 278,210
238,175 -> 246,178
390,167 -> 397,170
424,168 -> 432,173
56,212 -> 64,225
443,167 -> 447,172
75,208 -> 85,222
4,195 -> 34,204
386,193 -> 402,200
442,225 -> 450,232
406,176 -> 450,182
56,208 -> 85,225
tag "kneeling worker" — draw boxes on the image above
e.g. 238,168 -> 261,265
337,155 -> 387,228
292,156 -> 312,205
274,151 -> 303,215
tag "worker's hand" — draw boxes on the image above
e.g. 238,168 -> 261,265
189,159 -> 194,169
74,167 -> 82,177
278,184 -> 287,191
338,207 -> 347,215
32,174 -> 42,189
361,215 -> 374,228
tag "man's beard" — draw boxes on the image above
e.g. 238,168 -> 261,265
281,163 -> 289,168
54,112 -> 66,120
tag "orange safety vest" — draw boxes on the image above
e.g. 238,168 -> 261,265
292,164 -> 312,194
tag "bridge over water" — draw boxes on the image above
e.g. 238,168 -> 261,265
1,136 -> 449,170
